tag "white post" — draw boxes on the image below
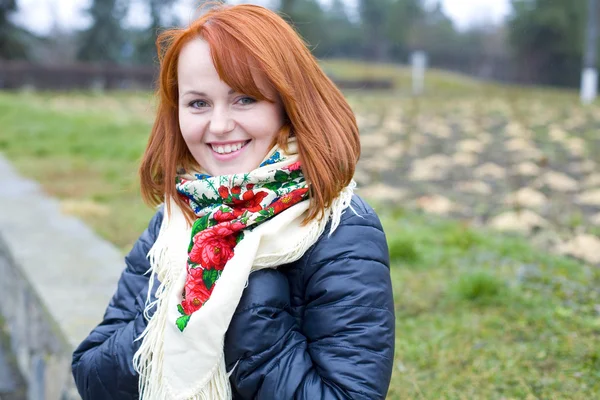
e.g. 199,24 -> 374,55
581,0 -> 598,104
581,68 -> 598,104
411,51 -> 427,96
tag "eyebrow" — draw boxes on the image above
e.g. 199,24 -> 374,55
181,89 -> 236,97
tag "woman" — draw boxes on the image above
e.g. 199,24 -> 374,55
72,4 -> 394,399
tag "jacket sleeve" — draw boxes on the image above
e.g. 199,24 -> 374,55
72,208 -> 164,400
225,201 -> 395,399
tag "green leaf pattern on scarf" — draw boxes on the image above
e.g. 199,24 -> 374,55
176,315 -> 191,332
202,269 -> 221,291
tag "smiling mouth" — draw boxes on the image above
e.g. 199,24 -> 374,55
210,140 -> 251,155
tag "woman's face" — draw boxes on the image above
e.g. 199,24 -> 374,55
177,38 -> 285,176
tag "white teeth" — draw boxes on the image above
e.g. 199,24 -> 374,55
211,141 -> 247,154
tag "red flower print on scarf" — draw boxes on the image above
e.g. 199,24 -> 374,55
213,209 -> 235,223
231,189 -> 269,216
218,185 -> 230,199
231,186 -> 242,195
189,224 -> 239,270
182,267 -> 211,315
282,161 -> 302,172
182,220 -> 245,315
271,188 -> 309,213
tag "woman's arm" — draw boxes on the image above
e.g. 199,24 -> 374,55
71,208 -> 164,399
225,198 -> 395,399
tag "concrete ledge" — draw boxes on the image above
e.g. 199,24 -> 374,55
0,156 -> 127,400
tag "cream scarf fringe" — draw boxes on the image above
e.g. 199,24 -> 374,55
132,182 -> 356,399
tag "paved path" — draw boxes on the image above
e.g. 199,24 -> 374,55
0,153 -> 127,399
0,328 -> 25,400
0,341 -> 16,394
0,155 -> 126,350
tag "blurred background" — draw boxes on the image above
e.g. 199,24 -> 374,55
1,0 -> 592,87
2,0 -> 600,399
1,0 -> 597,88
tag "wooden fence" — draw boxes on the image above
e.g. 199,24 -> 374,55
0,62 -> 157,91
0,61 -> 394,91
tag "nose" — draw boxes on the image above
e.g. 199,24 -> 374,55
209,106 -> 235,135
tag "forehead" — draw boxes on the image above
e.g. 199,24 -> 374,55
177,38 -> 217,83
177,37 -> 275,97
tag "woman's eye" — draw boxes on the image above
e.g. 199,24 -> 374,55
237,97 -> 256,105
189,100 -> 209,108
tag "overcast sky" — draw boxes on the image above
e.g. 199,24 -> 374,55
12,0 -> 511,36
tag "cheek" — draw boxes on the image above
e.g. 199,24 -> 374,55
178,113 -> 205,143
252,105 -> 285,140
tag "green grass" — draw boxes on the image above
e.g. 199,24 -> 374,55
0,90 -> 156,251
380,210 -> 600,399
321,58 -> 486,96
1,76 -> 599,398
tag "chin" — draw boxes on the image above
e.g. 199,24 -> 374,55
213,164 -> 252,176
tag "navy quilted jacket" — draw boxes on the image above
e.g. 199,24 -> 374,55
72,195 -> 395,399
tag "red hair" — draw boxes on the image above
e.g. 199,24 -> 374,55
139,3 -> 360,224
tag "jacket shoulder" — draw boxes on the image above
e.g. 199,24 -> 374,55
325,193 -> 386,252
341,194 -> 381,227
302,194 -> 389,278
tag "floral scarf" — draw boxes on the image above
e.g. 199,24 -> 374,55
174,148 -> 308,332
133,138 -> 355,400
